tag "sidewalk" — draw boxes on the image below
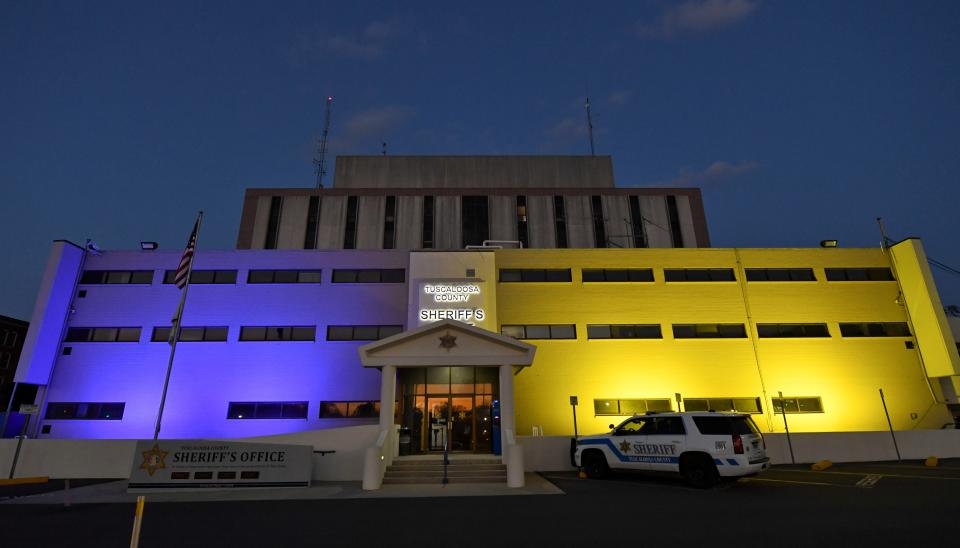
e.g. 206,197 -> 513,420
0,472 -> 563,504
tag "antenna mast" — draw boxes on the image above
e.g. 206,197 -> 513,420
585,97 -> 595,156
314,96 -> 333,189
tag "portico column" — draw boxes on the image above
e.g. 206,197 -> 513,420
499,364 -> 524,487
380,365 -> 397,464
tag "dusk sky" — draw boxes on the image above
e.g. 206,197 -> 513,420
2,0 -> 958,320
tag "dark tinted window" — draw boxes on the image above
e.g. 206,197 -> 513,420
672,324 -> 747,339
499,269 -> 571,282
839,322 -> 911,337
664,269 -> 735,282
745,268 -> 816,282
825,268 -> 894,281
582,269 -> 654,282
757,323 -> 831,338
693,416 -> 757,435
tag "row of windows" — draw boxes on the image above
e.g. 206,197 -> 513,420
80,268 -> 405,286
594,396 -> 824,416
78,266 -> 896,287
66,325 -> 402,343
499,267 -> 894,283
227,401 -> 381,420
46,402 -> 125,420
501,323 -> 910,340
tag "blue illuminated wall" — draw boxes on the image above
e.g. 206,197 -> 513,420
19,246 -> 408,439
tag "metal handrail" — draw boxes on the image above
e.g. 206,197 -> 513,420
442,424 -> 450,485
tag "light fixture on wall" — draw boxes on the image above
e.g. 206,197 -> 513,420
820,240 -> 838,248
140,241 -> 159,250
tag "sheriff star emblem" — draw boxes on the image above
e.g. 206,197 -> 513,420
619,440 -> 631,453
439,332 -> 457,351
140,443 -> 169,477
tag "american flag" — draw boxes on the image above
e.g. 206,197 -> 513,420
174,218 -> 199,289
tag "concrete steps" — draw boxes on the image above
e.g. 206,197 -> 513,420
384,457 -> 506,484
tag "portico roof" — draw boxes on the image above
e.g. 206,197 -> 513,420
358,319 -> 536,368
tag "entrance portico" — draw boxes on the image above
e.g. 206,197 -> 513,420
358,319 -> 536,489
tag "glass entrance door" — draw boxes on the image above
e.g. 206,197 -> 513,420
398,367 -> 499,454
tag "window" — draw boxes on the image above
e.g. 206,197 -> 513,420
594,398 -> 673,416
581,269 -> 654,282
590,195 -> 606,248
461,196 -> 489,247
628,196 -> 647,248
247,270 -> 322,284
331,269 -> 405,283
0,351 -> 10,369
553,196 -> 567,248
343,195 -> 359,249
824,268 -> 894,281
693,415 -> 760,435
745,268 -> 816,282
152,326 -> 228,342
422,196 -> 434,249
319,401 -> 380,419
239,326 -> 316,342
664,269 -> 736,282
2,329 -> 18,347
383,195 -> 397,249
756,323 -> 830,338
326,325 -> 402,341
772,397 -> 824,414
65,327 -> 141,342
501,325 -> 576,340
666,195 -> 684,247
163,270 -> 237,284
516,196 -> 528,248
672,324 -> 747,339
498,269 -> 572,282
264,196 -> 282,249
80,270 -> 154,284
587,325 -> 662,339
839,322 -> 911,337
45,402 -> 125,420
683,397 -> 762,414
227,401 -> 308,419
304,196 -> 321,249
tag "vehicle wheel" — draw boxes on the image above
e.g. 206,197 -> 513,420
682,455 -> 719,488
582,451 -> 609,479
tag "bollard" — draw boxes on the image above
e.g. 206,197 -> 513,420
129,496 -> 146,548
811,460 -> 833,471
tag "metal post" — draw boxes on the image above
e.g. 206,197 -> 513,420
778,391 -> 796,465
675,392 -> 682,413
129,495 -> 146,548
8,414 -> 31,479
571,401 -> 579,439
879,388 -> 902,462
0,381 -> 18,439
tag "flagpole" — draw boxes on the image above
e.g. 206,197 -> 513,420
154,211 -> 203,440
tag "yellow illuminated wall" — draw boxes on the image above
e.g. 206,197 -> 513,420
495,244 -> 956,435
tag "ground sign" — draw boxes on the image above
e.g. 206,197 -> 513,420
128,439 -> 312,490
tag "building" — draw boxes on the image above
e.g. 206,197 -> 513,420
10,156 -> 960,455
237,156 -> 709,250
0,314 -> 29,410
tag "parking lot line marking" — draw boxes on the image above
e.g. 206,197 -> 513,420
855,474 -> 882,488
738,477 -> 843,487
784,469 -> 960,481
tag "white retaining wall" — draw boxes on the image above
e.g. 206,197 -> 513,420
4,428 -> 959,479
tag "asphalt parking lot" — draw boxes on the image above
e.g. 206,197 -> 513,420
2,460 -> 959,547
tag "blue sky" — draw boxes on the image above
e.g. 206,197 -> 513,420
2,0 -> 959,320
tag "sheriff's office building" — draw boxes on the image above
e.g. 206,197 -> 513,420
12,156 -> 960,458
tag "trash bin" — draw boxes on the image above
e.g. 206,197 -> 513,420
398,427 -> 412,456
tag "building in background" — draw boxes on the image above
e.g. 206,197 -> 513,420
0,314 -> 29,409
237,156 -> 709,250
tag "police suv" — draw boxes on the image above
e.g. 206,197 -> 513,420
573,412 -> 769,488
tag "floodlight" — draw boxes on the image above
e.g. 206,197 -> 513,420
140,241 -> 159,250
820,240 -> 838,248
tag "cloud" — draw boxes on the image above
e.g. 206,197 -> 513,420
638,0 -> 758,39
658,160 -> 760,186
327,106 -> 415,152
291,18 -> 409,63
607,90 -> 632,107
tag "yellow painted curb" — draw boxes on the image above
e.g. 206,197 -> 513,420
925,456 -> 939,467
0,476 -> 49,486
811,460 -> 833,471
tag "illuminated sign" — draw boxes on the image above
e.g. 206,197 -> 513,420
418,281 -> 486,326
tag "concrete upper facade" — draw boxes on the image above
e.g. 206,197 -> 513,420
333,155 -> 616,188
237,155 -> 709,251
